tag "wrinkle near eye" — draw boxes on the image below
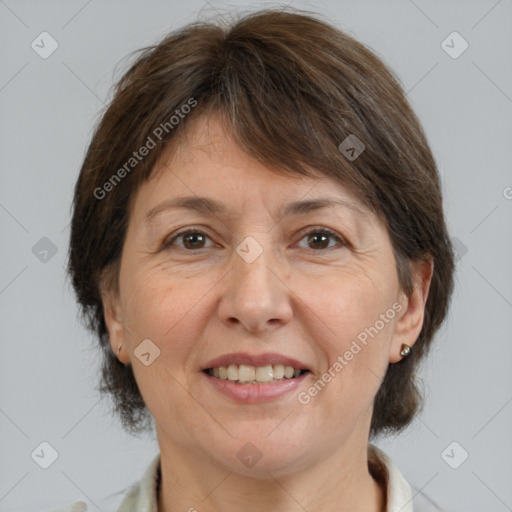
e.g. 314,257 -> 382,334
133,198 -> 383,266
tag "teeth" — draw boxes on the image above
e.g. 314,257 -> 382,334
273,364 -> 285,379
255,365 -> 273,382
284,366 -> 295,378
238,364 -> 255,383
227,364 -> 238,381
207,364 -> 306,384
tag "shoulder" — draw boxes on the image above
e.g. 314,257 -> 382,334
369,444 -> 445,512
42,453 -> 160,512
41,483 -> 140,512
411,486 -> 445,512
368,444 -> 446,512
42,502 -> 88,512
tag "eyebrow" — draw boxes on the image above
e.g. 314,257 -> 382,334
145,195 -> 369,222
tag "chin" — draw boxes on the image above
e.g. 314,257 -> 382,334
208,429 -> 318,479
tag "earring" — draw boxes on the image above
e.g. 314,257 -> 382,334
400,344 -> 411,358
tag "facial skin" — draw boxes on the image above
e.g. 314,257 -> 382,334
102,114 -> 432,512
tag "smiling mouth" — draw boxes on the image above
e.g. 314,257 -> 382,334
203,364 -> 310,385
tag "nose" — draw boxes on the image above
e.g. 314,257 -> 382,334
217,241 -> 293,335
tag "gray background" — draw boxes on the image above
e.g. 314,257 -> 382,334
1,0 -> 511,511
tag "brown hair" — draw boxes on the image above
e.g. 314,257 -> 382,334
67,7 -> 455,438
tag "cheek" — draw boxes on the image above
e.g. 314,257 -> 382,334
308,273 -> 396,401
122,271 -> 209,429
317,273 -> 395,347
123,265 -> 192,335
122,268 -> 215,368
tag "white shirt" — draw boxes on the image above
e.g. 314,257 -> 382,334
47,444 -> 443,511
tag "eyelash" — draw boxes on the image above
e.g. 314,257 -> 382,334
162,226 -> 347,252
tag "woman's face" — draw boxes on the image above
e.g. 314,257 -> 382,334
103,114 -> 429,477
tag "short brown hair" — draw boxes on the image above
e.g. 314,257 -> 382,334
67,7 -> 455,437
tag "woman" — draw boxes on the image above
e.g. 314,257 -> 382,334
63,8 -> 454,512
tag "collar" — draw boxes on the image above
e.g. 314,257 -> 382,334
368,444 -> 414,511
116,444 -> 413,512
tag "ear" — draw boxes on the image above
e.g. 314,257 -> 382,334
99,269 -> 130,365
389,257 -> 434,364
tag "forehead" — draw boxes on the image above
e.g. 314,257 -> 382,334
132,113 -> 375,225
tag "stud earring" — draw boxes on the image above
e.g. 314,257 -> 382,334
400,344 -> 411,358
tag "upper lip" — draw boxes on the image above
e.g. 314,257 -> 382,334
201,352 -> 310,371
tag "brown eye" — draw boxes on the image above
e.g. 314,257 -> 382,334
163,229 -> 213,250
181,232 -> 207,249
298,228 -> 345,251
162,226 -> 345,252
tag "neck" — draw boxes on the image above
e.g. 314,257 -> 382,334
156,439 -> 386,512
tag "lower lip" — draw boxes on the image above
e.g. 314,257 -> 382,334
201,371 -> 310,404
